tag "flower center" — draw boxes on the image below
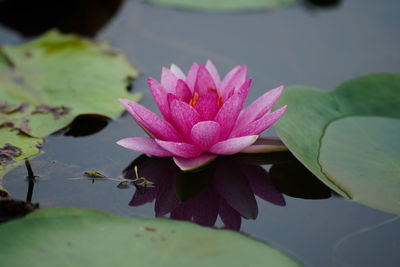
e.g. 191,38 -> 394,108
189,87 -> 223,108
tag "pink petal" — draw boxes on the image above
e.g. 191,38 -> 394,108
116,137 -> 173,157
241,136 -> 288,153
175,79 -> 192,103
193,90 -> 219,120
236,85 -> 284,128
190,121 -> 221,150
185,62 -> 199,91
214,94 -> 244,139
167,92 -> 178,105
147,77 -> 171,121
161,67 -> 178,94
173,154 -> 217,171
220,65 -> 240,91
210,135 -> 258,155
170,64 -> 185,80
205,60 -> 221,85
221,65 -> 247,100
119,99 -> 182,142
155,139 -> 202,158
234,106 -> 287,137
194,64 -> 216,95
169,99 -> 201,138
236,78 -> 252,104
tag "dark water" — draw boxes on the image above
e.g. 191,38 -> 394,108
1,0 -> 400,266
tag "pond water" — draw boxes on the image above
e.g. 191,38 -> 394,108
1,0 -> 400,266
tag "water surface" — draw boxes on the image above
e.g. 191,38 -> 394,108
1,0 -> 400,266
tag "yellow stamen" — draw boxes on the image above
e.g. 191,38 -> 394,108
214,88 -> 223,107
189,92 -> 199,107
188,88 -> 223,108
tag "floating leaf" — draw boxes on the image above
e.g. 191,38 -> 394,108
0,30 -> 141,189
0,127 -> 43,196
0,207 -> 302,267
145,0 -> 297,12
0,30 -> 141,138
319,117 -> 400,213
274,73 -> 400,214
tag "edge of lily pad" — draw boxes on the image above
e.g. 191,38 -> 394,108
144,0 -> 298,13
2,207 -> 303,267
273,73 -> 400,199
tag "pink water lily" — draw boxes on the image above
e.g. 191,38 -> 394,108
117,60 -> 287,170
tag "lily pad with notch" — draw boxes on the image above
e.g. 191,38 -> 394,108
274,73 -> 400,214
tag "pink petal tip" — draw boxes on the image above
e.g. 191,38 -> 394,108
116,137 -> 173,157
173,154 -> 217,171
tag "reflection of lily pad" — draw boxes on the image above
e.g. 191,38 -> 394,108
274,73 -> 400,214
0,207 -> 302,267
0,30 -> 141,138
0,127 -> 43,196
145,0 -> 297,12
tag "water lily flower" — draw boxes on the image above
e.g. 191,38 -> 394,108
117,60 -> 287,170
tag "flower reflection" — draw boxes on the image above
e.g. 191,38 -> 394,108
122,153 -> 331,231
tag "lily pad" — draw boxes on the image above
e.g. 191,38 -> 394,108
0,30 -> 141,138
274,73 -> 400,214
0,207 -> 302,267
145,0 -> 297,12
319,117 -> 400,214
0,127 -> 43,196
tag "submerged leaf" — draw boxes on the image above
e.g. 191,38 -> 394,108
274,73 -> 400,214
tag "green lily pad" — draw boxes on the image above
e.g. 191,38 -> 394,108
0,207 -> 302,267
0,127 -> 43,196
319,116 -> 400,214
0,30 -> 141,138
145,0 -> 297,12
274,73 -> 400,214
0,30 -> 141,195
